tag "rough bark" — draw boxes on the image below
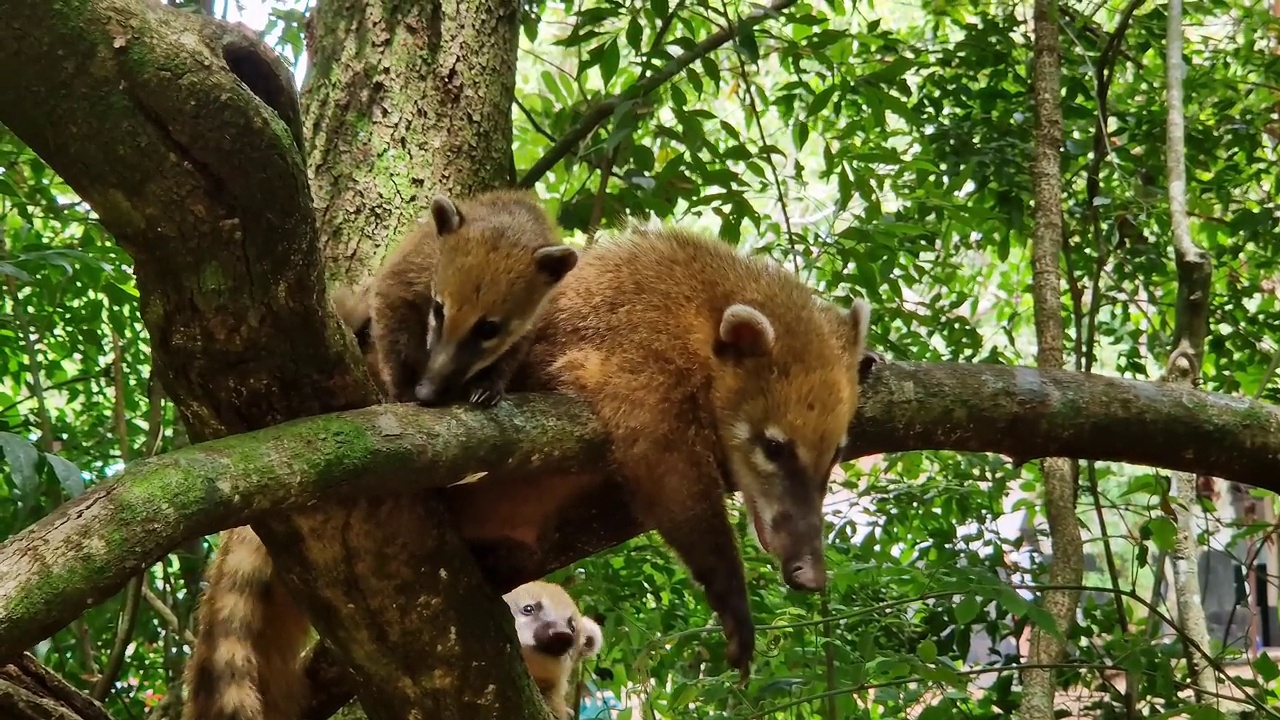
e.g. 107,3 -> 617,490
1163,0 -> 1219,701
4,360 -> 1280,662
0,654 -> 110,720
1021,0 -> 1083,716
0,1 -> 543,718
303,0 -> 521,285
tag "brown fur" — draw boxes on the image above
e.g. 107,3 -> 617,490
331,281 -> 386,394
504,223 -> 871,677
504,581 -> 603,720
182,528 -> 310,720
369,188 -> 577,406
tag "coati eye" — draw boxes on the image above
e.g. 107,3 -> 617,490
760,437 -> 789,463
472,318 -> 501,342
521,604 -> 535,616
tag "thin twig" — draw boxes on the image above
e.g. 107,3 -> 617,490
585,145 -> 617,239
513,97 -> 557,144
92,329 -> 145,701
140,584 -> 197,645
518,0 -> 799,187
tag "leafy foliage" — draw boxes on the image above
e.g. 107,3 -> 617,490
3,0 -> 1280,717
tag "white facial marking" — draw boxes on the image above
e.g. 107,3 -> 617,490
763,425 -> 786,443
749,447 -> 772,475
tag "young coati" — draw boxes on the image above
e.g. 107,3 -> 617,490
507,223 -> 872,678
369,188 -> 578,406
504,580 -> 603,720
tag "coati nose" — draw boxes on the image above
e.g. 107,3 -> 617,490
533,624 -> 575,657
782,555 -> 827,592
414,379 -> 442,406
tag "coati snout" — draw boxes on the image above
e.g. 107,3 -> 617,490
532,621 -> 576,657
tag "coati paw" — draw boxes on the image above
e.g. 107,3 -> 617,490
723,620 -> 755,680
468,386 -> 504,407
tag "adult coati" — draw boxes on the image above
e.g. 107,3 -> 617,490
496,223 -> 872,677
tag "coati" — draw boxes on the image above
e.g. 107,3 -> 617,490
504,580 -> 603,720
505,223 -> 872,678
369,188 -> 578,406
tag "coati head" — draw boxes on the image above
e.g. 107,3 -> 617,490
415,192 -> 578,405
502,580 -> 602,696
712,296 -> 871,593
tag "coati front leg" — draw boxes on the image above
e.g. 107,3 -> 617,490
628,451 -> 755,678
463,334 -> 533,407
370,297 -> 429,403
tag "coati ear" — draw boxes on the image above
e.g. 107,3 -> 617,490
718,304 -> 775,358
430,195 -> 464,235
847,298 -> 871,359
577,615 -> 603,657
532,245 -> 578,283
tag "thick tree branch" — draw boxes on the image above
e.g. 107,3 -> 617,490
3,362 -> 1280,661
0,654 -> 110,720
517,0 -> 799,187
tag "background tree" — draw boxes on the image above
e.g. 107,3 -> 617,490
3,0 -> 1280,719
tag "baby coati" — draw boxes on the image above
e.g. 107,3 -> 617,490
508,223 -> 872,678
504,580 -> 603,720
369,188 -> 578,406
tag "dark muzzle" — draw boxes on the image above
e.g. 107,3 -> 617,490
533,623 -> 575,657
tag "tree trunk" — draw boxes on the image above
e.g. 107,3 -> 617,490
1021,0 -> 1084,716
1162,0 -> 1220,703
303,0 -> 521,284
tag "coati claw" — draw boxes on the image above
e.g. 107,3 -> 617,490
468,386 -> 504,406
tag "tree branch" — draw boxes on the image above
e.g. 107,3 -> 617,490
517,0 -> 799,187
3,362 -> 1279,660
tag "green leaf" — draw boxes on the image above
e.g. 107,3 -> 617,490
954,595 -> 980,625
652,0 -> 669,21
0,431 -> 40,500
736,23 -> 759,62
625,17 -> 643,54
669,681 -> 698,708
916,638 -> 937,664
44,452 -> 85,498
1254,650 -> 1280,682
1146,516 -> 1178,553
600,39 -> 621,87
0,261 -> 31,281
